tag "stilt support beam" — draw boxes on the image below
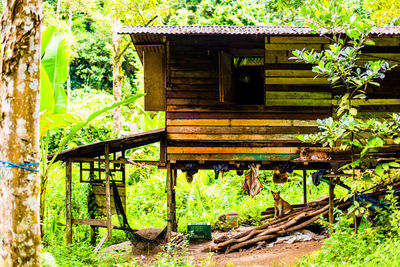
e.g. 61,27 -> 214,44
166,162 -> 177,240
173,169 -> 177,232
328,176 -> 336,229
302,169 -> 307,204
66,158 -> 72,244
105,144 -> 112,240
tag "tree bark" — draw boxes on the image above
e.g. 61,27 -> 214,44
0,0 -> 43,265
112,15 -> 122,135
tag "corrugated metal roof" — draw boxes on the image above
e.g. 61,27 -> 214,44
119,25 -> 400,37
49,128 -> 165,161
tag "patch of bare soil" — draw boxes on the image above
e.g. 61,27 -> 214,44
190,240 -> 323,267
112,228 -> 323,266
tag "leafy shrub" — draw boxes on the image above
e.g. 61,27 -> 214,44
153,240 -> 194,267
70,34 -> 113,92
45,243 -> 134,267
300,201 -> 400,266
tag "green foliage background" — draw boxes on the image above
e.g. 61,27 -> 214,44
38,0 -> 400,265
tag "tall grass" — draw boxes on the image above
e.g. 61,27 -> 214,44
300,208 -> 400,267
44,160 -> 343,245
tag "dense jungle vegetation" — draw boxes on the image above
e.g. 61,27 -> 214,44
25,0 -> 400,265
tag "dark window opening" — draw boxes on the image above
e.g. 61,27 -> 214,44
233,57 -> 264,105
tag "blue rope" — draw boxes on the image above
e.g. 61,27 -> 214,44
321,177 -> 392,210
0,160 -> 40,172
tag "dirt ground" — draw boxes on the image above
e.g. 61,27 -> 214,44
126,228 -> 323,266
190,240 -> 322,267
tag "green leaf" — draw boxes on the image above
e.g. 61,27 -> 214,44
57,94 -> 145,150
45,94 -> 145,173
383,163 -> 390,171
361,173 -> 373,182
40,112 -> 80,137
364,39 -> 375,46
330,76 -> 340,84
53,84 -> 68,114
369,81 -> 380,87
41,25 -> 56,57
297,135 -> 306,142
349,108 -> 358,116
394,137 -> 400,144
375,164 -> 384,176
40,65 -> 54,113
42,34 -> 70,114
388,162 -> 400,168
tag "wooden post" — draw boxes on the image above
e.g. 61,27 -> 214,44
66,158 -> 72,244
160,136 -> 166,165
302,169 -> 307,204
98,157 -> 101,181
90,226 -> 96,246
172,169 -> 177,232
122,149 -> 126,184
105,144 -> 112,240
328,176 -> 335,228
90,161 -> 94,179
166,162 -> 175,240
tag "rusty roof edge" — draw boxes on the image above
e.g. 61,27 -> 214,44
118,25 -> 400,37
48,128 -> 166,162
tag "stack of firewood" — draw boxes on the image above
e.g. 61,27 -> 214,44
212,180 -> 400,253
212,200 -> 336,253
171,232 -> 186,248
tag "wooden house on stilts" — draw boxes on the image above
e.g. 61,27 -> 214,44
57,26 -> 400,245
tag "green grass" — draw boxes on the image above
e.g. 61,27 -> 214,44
43,160 -> 338,246
300,204 -> 400,267
45,159 -> 394,267
301,233 -> 400,267
44,243 -> 136,267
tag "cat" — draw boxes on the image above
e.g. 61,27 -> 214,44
271,191 -> 293,219
297,147 -> 331,161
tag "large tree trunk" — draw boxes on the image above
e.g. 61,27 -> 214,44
112,15 -> 122,135
0,0 -> 43,265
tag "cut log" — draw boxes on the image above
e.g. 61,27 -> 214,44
212,181 -> 400,253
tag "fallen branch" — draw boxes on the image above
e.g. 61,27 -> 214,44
225,209 -> 329,253
213,182 -> 400,253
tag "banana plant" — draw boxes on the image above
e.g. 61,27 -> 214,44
136,103 -> 165,132
40,26 -> 79,215
40,26 -> 78,221
39,25 -> 144,225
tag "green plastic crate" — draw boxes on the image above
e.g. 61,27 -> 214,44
187,222 -> 212,240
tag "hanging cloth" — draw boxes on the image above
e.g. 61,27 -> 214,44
213,163 -> 229,180
241,163 -> 262,197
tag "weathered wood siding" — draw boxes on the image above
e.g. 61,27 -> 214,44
92,183 -> 126,216
166,35 -> 400,162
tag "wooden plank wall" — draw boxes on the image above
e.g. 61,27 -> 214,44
92,183 -> 126,216
355,37 -> 400,117
165,35 -> 400,162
